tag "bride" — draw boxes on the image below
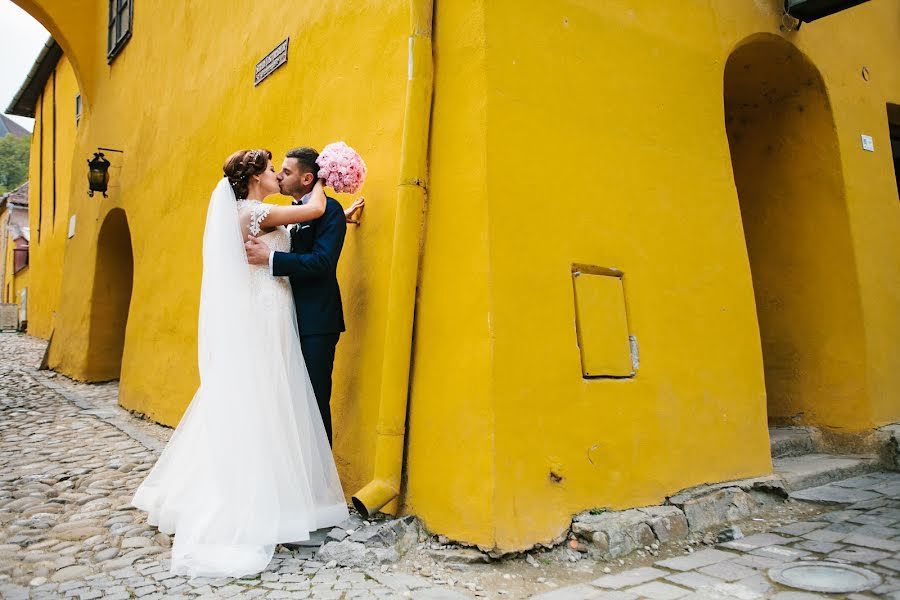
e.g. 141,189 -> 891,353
131,149 -> 348,578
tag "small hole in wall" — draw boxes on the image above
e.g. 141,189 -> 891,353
549,471 -> 563,483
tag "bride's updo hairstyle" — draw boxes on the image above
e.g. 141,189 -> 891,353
223,149 -> 272,199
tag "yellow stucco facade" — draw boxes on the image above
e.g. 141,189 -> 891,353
2,234 -> 29,311
11,0 -> 900,552
21,53 -> 78,339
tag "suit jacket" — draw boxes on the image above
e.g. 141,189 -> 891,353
272,196 -> 346,335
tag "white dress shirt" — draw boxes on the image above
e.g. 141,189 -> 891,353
269,192 -> 310,275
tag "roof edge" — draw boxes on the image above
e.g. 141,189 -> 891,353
6,37 -> 63,118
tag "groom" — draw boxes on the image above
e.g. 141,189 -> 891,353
245,147 -> 346,446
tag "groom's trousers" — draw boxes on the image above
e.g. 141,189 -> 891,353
300,332 -> 340,446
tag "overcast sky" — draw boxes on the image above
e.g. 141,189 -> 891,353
1,2 -> 50,132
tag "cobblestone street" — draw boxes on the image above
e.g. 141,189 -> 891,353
1,333 -> 900,599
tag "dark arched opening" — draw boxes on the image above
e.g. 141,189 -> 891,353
85,208 -> 133,380
724,34 -> 867,428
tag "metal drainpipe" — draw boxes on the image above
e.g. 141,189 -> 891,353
351,0 -> 434,518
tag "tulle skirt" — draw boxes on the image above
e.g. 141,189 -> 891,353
132,274 -> 348,578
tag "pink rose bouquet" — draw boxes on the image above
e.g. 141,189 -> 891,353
316,141 -> 367,194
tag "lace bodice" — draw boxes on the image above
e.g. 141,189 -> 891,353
236,199 -> 290,253
235,200 -> 293,309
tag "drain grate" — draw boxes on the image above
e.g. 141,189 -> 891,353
769,560 -> 882,593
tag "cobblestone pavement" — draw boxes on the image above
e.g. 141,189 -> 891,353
532,474 -> 900,600
1,333 -> 899,599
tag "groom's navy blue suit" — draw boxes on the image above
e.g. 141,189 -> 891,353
272,196 -> 346,446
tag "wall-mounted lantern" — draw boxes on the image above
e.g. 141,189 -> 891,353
87,147 -> 123,198
784,0 -> 871,24
87,152 -> 111,197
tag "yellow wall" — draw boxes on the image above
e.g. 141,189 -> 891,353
15,0 -> 900,554
3,234 -> 29,307
18,0 -> 411,502
0,210 -> 9,302
404,0 -> 496,546
25,54 -> 78,340
3,232 -> 13,303
13,267 -> 29,315
405,0 -> 900,551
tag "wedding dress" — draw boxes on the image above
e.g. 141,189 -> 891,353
131,179 -> 348,578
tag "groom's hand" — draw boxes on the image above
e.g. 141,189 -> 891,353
244,235 -> 271,265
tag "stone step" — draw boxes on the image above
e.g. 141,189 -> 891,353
769,427 -> 817,458
773,453 -> 881,491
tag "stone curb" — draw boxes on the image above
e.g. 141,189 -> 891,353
24,369 -> 166,454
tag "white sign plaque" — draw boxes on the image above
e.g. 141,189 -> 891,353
861,134 -> 874,152
255,38 -> 289,86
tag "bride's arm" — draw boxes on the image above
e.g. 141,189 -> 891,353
259,179 -> 327,227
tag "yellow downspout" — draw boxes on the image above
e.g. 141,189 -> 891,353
351,0 -> 434,518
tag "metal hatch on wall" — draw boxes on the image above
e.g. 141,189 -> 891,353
572,265 -> 637,379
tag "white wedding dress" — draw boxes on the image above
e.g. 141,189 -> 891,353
132,179 -> 348,578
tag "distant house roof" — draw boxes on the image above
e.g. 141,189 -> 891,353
0,114 -> 29,138
0,182 -> 30,242
7,182 -> 29,207
6,37 -> 63,119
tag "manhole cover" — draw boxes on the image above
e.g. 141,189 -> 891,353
769,561 -> 882,593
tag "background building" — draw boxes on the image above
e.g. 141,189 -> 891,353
0,181 -> 30,328
7,0 -> 900,552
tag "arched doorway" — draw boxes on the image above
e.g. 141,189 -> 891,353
85,208 -> 133,381
724,35 -> 867,429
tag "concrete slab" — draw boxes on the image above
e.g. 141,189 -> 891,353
696,561 -> 758,582
802,529 -> 846,543
854,524 -> 900,539
794,540 -> 844,554
842,534 -> 900,553
731,554 -> 785,570
655,549 -> 737,572
774,455 -> 881,492
626,581 -> 691,600
819,510 -> 864,523
663,572 -> 724,590
773,522 -> 829,536
878,558 -> 900,572
735,573 -> 774,595
770,428 -> 817,459
748,545 -> 811,561
719,533 -> 798,551
681,582 -> 766,600
591,567 -> 666,590
833,475 -> 890,490
848,514 -> 900,528
829,546 -> 892,564
530,584 -> 608,599
790,485 -> 881,505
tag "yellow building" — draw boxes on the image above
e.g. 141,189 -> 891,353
7,39 -> 75,341
0,182 -> 31,326
8,0 -> 900,552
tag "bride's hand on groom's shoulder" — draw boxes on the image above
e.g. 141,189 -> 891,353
245,235 -> 271,265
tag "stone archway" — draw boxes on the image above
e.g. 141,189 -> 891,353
85,208 -> 133,381
724,34 -> 867,429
